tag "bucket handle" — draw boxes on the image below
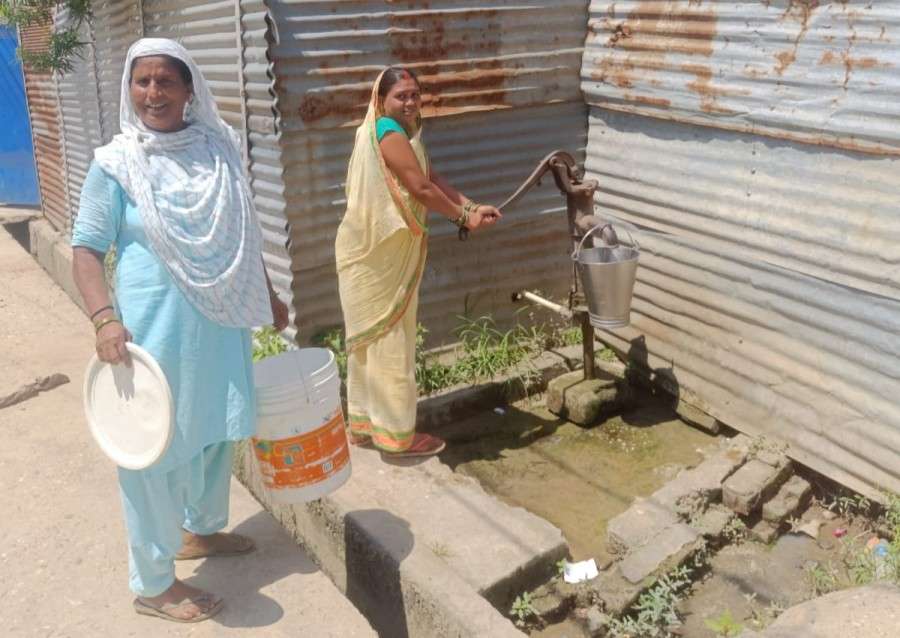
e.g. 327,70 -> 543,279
571,223 -> 640,261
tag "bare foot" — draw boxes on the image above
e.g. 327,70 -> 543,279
136,579 -> 222,621
176,530 -> 255,560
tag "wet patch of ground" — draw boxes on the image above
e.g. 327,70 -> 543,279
438,393 -> 718,566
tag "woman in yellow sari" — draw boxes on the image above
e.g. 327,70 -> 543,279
335,67 -> 501,457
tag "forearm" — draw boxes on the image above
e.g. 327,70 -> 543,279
72,247 -> 114,318
430,170 -> 468,207
411,180 -> 465,221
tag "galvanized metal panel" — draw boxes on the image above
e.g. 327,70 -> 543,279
582,1 -> 900,156
267,0 -> 590,341
54,9 -> 104,233
19,21 -> 69,232
240,0 -> 294,316
143,0 -> 247,133
585,107 -> 900,498
92,0 -> 143,143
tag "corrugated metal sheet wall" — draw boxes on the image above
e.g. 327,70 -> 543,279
239,0 -> 294,306
581,1 -> 900,497
19,21 -> 69,231
92,0 -> 143,144
54,10 -> 104,231
267,0 -> 590,341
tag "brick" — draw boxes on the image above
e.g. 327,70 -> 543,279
755,448 -> 790,469
651,444 -> 749,511
749,519 -> 780,544
588,571 -> 643,616
607,497 -> 680,555
723,459 -> 793,515
691,504 -> 736,540
762,475 -> 812,524
618,523 -> 702,584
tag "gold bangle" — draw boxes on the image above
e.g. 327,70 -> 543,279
94,316 -> 121,334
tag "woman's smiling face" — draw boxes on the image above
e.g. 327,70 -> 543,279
381,74 -> 422,131
130,56 -> 193,132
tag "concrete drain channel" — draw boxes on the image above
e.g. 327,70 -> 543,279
235,347 -> 822,637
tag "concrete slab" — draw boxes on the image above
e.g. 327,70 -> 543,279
0,205 -> 40,225
761,584 -> 900,638
0,225 -> 374,638
238,438 -> 559,637
617,523 -> 702,584
606,497 -> 681,555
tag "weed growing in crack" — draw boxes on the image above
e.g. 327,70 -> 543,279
704,609 -> 744,636
510,591 -> 538,628
607,565 -> 693,638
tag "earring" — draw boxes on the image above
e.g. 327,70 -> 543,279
182,99 -> 195,123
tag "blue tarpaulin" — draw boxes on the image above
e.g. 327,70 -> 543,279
0,25 -> 39,206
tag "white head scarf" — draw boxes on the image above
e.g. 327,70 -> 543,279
94,38 -> 272,328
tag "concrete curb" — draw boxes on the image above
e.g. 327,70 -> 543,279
235,443 -> 530,638
28,219 -> 88,315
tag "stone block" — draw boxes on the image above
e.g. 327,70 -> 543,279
755,448 -> 790,469
586,606 -> 611,637
546,369 -> 625,426
588,570 -> 644,616
749,519 -> 780,544
723,459 -> 793,515
607,497 -> 681,555
691,504 -> 736,540
651,443 -> 749,512
762,475 -> 812,525
676,400 -> 721,434
618,523 -> 702,584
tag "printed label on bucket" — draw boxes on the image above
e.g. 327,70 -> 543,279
252,409 -> 349,490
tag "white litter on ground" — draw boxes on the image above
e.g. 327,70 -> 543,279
563,558 -> 599,584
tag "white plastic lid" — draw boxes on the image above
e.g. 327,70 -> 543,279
83,343 -> 174,470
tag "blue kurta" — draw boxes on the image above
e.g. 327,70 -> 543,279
72,162 -> 256,475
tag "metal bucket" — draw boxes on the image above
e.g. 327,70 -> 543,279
572,224 -> 639,329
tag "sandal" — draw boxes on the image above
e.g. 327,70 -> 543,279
381,433 -> 446,459
133,593 -> 223,623
175,532 -> 255,561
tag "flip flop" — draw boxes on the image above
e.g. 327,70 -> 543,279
175,532 -> 255,561
381,433 -> 446,459
133,593 -> 224,623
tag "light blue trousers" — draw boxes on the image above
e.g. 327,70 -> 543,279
117,442 -> 234,596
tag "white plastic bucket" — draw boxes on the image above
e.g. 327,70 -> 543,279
252,348 -> 351,504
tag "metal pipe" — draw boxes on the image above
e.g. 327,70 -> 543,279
511,290 -> 573,319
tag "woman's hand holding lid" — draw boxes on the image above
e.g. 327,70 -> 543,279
96,320 -> 133,366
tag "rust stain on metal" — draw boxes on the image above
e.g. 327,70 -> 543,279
682,63 -> 737,114
772,0 -> 820,75
298,7 -> 510,124
623,93 -> 671,108
593,1 -> 719,111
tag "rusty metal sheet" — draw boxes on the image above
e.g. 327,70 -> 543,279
586,107 -> 900,498
267,0 -> 590,341
582,1 -> 900,156
19,21 -> 68,232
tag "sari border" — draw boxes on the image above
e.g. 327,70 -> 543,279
369,121 -> 427,236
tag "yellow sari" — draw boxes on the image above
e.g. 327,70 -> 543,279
335,71 -> 428,452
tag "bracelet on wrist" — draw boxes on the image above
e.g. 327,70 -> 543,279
89,304 -> 114,321
93,316 -> 122,335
